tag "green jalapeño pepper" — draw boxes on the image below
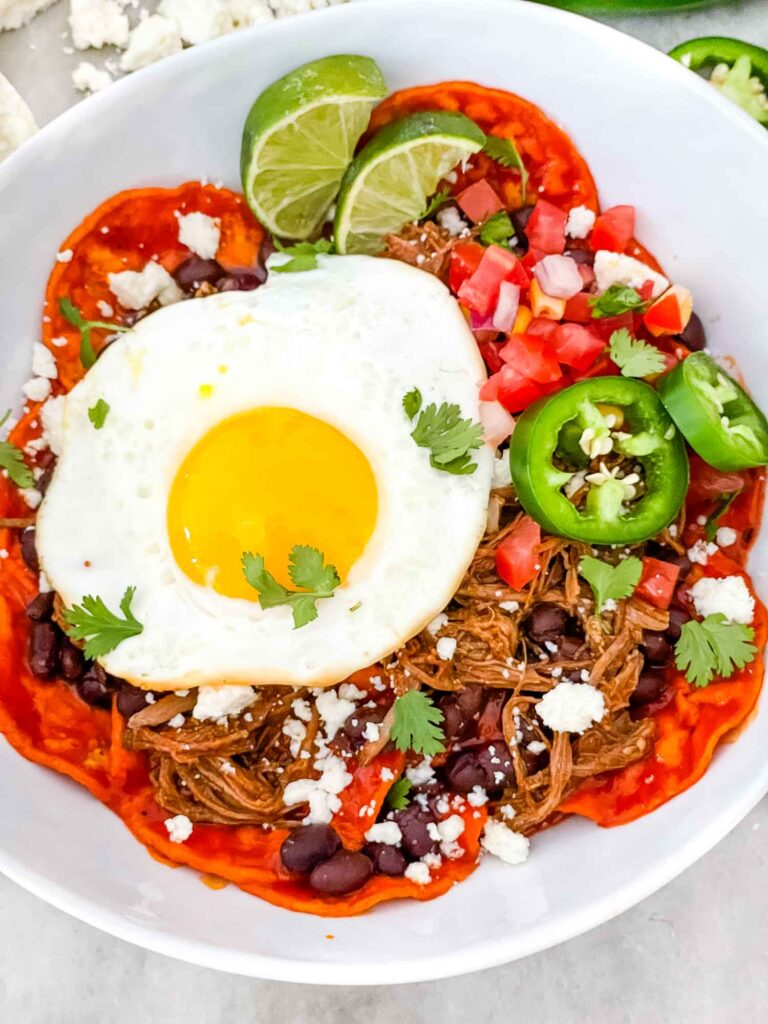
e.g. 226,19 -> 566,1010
669,37 -> 768,126
658,352 -> 768,472
509,378 -> 688,545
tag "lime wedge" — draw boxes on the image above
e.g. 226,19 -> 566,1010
334,112 -> 485,255
240,55 -> 387,240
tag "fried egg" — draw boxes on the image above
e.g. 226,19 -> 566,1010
37,256 -> 493,690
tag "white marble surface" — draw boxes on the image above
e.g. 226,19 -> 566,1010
1,1 -> 768,1019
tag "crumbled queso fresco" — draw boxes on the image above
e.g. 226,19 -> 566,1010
536,681 -> 605,735
689,575 -> 755,625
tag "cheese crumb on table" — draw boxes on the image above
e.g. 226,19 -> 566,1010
158,0 -> 234,44
69,0 -> 130,51
31,342 -> 57,380
0,72 -> 37,162
72,61 -> 113,93
119,14 -> 183,73
0,0 -> 57,31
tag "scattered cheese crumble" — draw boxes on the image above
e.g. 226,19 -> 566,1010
690,575 -> 755,625
177,210 -> 221,260
481,819 -> 530,865
565,204 -> 595,240
537,681 -> 605,734
192,684 -> 256,721
164,814 -> 193,843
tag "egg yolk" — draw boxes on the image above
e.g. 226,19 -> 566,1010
167,407 -> 378,602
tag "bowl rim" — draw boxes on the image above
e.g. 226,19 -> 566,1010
2,0 -> 768,985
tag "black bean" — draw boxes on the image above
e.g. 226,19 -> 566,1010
444,751 -> 489,794
630,668 -> 669,707
59,640 -> 86,681
477,744 -> 515,790
366,842 -> 406,877
681,311 -> 706,352
26,591 -> 55,621
20,528 -> 39,574
441,698 -> 470,743
173,256 -> 223,291
392,805 -> 438,859
558,636 -> 584,659
217,269 -> 265,292
526,603 -> 569,644
29,621 -> 59,677
77,665 -> 112,709
510,204 -> 535,240
565,248 -> 595,267
641,631 -> 674,666
116,682 -> 154,719
280,824 -> 341,874
667,607 -> 690,642
309,850 -> 372,895
343,706 -> 383,743
37,464 -> 55,496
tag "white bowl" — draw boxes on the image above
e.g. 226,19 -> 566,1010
1,0 -> 767,986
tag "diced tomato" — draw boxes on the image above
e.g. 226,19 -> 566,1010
498,334 -> 562,383
563,292 -> 593,323
496,515 -> 542,590
644,285 -> 693,338
477,340 -> 504,373
551,323 -> 606,373
589,310 -> 635,341
525,199 -> 567,254
448,241 -> 484,294
590,205 -> 635,252
574,353 -> 620,381
635,558 -> 680,610
525,317 -> 558,341
638,280 -> 655,302
484,366 -> 542,411
458,245 -> 526,317
521,247 -> 545,274
456,179 -> 504,223
686,455 -> 747,504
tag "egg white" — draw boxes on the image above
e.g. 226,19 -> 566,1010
37,256 -> 493,689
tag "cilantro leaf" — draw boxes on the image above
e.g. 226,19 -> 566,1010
242,545 -> 340,629
589,285 -> 649,319
420,189 -> 452,220
59,297 -> 129,369
63,585 -> 143,658
272,237 -> 333,273
0,410 -> 34,488
479,211 -> 516,248
402,387 -> 423,420
482,135 -> 529,200
390,691 -> 445,757
608,329 -> 666,378
88,399 -> 110,430
675,614 -> 756,688
385,776 -> 413,810
579,555 -> 642,612
405,396 -> 484,476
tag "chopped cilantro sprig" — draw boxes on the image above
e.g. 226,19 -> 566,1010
403,388 -> 484,475
63,586 -> 143,658
242,545 -> 340,629
482,135 -> 529,200
391,690 -> 445,757
59,297 -> 129,370
609,328 -> 666,378
0,410 -> 34,488
579,555 -> 642,613
589,284 -> 649,319
272,237 -> 333,273
674,614 -> 756,688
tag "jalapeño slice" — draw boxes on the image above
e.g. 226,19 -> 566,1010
657,352 -> 768,471
509,377 -> 688,545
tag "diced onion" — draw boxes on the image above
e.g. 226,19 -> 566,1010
533,255 -> 582,300
492,282 -> 521,333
